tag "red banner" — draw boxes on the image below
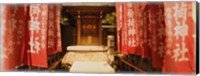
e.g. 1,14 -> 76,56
133,3 -> 146,57
140,3 -> 151,58
1,5 -> 28,70
116,2 -> 195,72
162,2 -> 195,74
116,3 -> 152,58
1,4 -> 62,70
47,4 -> 62,56
148,3 -> 165,70
123,3 -> 138,55
116,3 -> 123,53
25,4 -> 49,68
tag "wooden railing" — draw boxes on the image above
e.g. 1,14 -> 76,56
46,59 -> 62,71
120,58 -> 147,73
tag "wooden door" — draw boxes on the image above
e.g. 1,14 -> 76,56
77,16 -> 102,45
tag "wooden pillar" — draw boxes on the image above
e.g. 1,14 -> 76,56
77,10 -> 81,45
99,11 -> 103,45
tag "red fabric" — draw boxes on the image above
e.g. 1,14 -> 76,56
162,2 -> 195,74
1,5 -> 28,70
1,4 -> 62,70
47,4 -> 62,56
123,3 -> 138,55
24,4 -> 62,68
115,3 -> 123,53
132,3 -> 142,56
140,3 -> 151,58
55,5 -> 62,54
148,3 -> 165,70
21,5 -> 30,67
118,3 -> 128,55
115,2 -> 195,74
25,4 -> 49,68
116,3 -> 151,58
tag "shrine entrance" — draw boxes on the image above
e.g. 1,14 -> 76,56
78,14 -> 102,45
62,5 -> 116,46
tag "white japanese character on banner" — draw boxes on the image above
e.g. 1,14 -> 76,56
30,4 -> 41,16
171,3 -> 189,62
173,3 -> 187,23
41,11 -> 47,16
172,43 -> 189,62
29,37 -> 41,54
174,22 -> 188,40
34,38 -> 41,54
180,23 -> 188,38
128,38 -> 136,47
128,28 -> 135,35
178,42 -> 189,61
128,19 -> 134,26
29,20 -> 40,33
127,9 -> 133,18
28,4 -> 47,54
